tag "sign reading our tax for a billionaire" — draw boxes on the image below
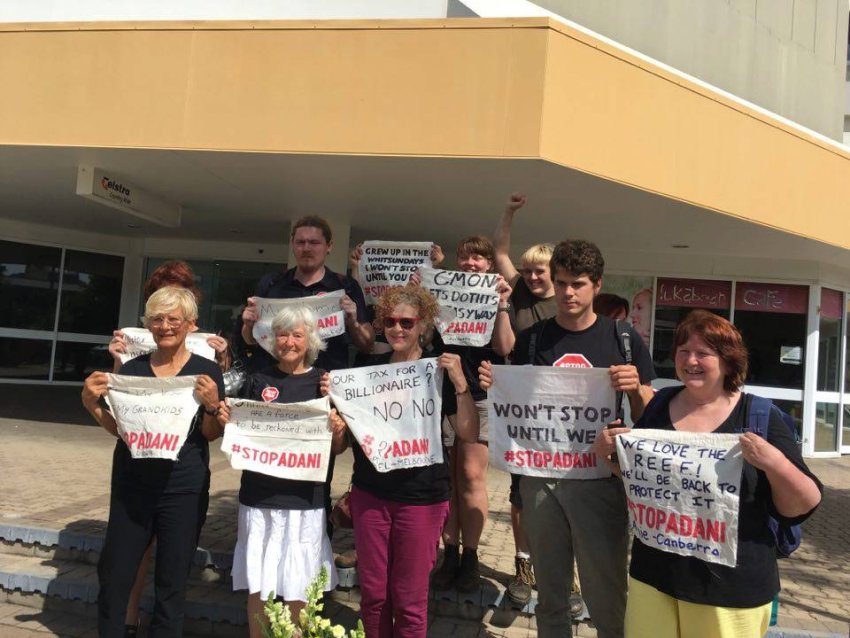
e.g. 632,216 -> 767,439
488,366 -> 616,479
418,267 -> 499,347
328,358 -> 443,472
105,374 -> 200,460
221,397 -> 332,482
358,241 -> 432,305
118,327 -> 216,365
251,291 -> 345,358
615,429 -> 744,567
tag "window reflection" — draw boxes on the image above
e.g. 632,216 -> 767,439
58,250 -> 124,335
0,240 -> 61,330
0,337 -> 51,380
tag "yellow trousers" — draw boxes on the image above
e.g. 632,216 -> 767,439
625,577 -> 771,638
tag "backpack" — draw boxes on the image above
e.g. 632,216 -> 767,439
527,318 -> 633,420
743,395 -> 802,558
641,388 -> 802,558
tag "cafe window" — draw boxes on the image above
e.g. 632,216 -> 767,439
0,239 -> 62,331
652,278 -> 732,379
733,282 -> 808,390
58,250 -> 124,336
817,288 -> 843,392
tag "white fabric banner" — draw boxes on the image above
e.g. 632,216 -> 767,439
328,358 -> 444,472
488,365 -> 616,479
105,374 -> 200,460
118,327 -> 216,364
419,267 -> 499,347
221,397 -> 332,482
358,241 -> 433,304
616,429 -> 744,567
252,291 -> 345,357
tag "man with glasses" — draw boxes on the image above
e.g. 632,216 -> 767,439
239,215 -> 374,372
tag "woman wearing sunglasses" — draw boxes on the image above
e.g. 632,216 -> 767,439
334,285 -> 479,638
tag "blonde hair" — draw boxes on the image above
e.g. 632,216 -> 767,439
270,305 -> 327,365
144,286 -> 198,326
520,243 -> 554,267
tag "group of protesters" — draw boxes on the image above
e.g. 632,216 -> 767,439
82,193 -> 822,638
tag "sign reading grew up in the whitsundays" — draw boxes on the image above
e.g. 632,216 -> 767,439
118,327 -> 216,364
221,397 -> 332,482
488,366 -> 616,479
358,241 -> 432,304
616,429 -> 744,567
419,267 -> 499,347
328,358 -> 443,472
252,291 -> 345,358
105,374 -> 200,460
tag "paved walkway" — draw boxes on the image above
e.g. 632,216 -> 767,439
0,415 -> 848,636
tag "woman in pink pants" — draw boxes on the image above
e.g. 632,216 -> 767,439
337,285 -> 479,638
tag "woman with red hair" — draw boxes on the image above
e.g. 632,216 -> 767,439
597,310 -> 822,638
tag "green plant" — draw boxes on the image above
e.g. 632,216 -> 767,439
261,567 -> 365,638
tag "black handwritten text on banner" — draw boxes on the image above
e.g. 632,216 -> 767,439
419,267 -> 499,347
221,397 -> 332,482
488,366 -> 616,479
616,429 -> 743,566
118,327 -> 216,364
105,374 -> 200,460
252,291 -> 345,358
328,358 -> 443,472
358,241 -> 432,304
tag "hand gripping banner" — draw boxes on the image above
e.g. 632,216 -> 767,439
418,267 -> 499,347
106,374 -> 200,460
358,241 -> 433,304
221,397 -> 332,482
616,429 -> 744,566
252,291 -> 345,358
118,327 -> 216,364
488,365 -> 616,479
328,358 -> 443,472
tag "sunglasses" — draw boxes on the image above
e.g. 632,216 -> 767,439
382,316 -> 420,330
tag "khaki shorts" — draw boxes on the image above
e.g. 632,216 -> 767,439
442,400 -> 489,447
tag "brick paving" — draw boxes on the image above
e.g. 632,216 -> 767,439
1,416 -> 848,636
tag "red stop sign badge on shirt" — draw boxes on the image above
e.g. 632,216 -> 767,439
261,386 -> 280,402
553,353 -> 592,368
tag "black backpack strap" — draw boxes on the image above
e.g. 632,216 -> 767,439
526,319 -> 548,365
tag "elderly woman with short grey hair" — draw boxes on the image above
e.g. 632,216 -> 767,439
81,286 -> 225,638
216,304 -> 347,638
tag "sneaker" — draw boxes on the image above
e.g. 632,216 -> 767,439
454,549 -> 481,593
431,544 -> 459,590
506,556 -> 534,606
569,581 -> 584,617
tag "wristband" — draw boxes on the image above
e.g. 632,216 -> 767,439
204,406 -> 220,417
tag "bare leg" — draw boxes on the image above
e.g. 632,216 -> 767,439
511,505 -> 530,554
124,541 -> 153,628
247,593 -> 266,638
441,444 -> 460,546
457,440 -> 489,549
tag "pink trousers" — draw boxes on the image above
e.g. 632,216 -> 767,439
350,486 -> 449,638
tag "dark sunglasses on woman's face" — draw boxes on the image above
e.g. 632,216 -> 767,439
382,316 -> 420,330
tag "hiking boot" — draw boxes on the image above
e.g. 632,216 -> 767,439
454,549 -> 481,593
569,581 -> 584,617
431,544 -> 459,590
506,556 -> 534,606
334,549 -> 357,569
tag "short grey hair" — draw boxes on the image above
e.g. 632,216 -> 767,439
270,305 -> 327,365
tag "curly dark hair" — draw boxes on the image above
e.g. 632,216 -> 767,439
375,285 -> 440,329
673,310 -> 748,392
143,261 -> 202,303
594,293 -> 629,319
549,240 -> 604,283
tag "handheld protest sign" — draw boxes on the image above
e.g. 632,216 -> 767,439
105,374 -> 200,460
616,429 -> 743,567
118,327 -> 216,364
328,358 -> 444,472
488,365 -> 616,479
358,241 -> 433,304
251,291 -> 345,358
418,267 -> 499,347
221,397 -> 332,482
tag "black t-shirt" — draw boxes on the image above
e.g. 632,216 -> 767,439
350,352 -> 458,504
629,388 -> 823,608
512,315 -> 655,386
111,354 -> 224,495
237,366 -> 332,510
432,333 -> 504,402
509,278 -> 557,334
242,267 -> 370,373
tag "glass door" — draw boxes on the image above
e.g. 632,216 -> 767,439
815,287 -> 843,453
842,292 -> 850,454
